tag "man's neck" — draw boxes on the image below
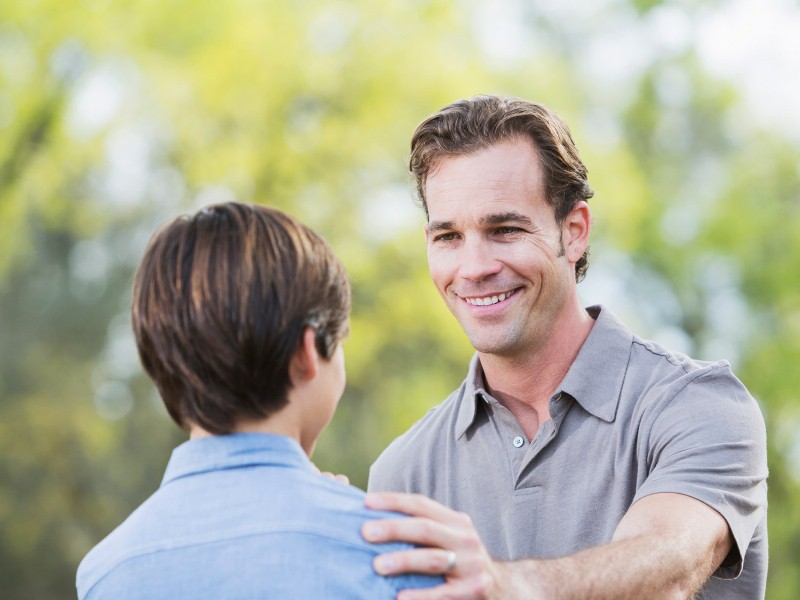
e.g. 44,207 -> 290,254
479,304 -> 595,439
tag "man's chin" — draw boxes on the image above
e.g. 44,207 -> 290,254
467,335 -> 518,356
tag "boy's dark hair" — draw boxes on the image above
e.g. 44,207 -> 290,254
132,202 -> 350,435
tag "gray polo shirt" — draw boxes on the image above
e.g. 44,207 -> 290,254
369,306 -> 767,599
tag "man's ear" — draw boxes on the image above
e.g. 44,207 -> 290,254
562,201 -> 591,264
424,222 -> 429,243
289,327 -> 320,387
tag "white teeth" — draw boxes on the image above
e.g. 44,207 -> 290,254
465,289 -> 515,306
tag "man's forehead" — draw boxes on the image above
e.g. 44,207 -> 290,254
425,143 -> 544,199
429,138 -> 539,172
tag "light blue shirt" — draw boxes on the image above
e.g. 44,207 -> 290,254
77,433 -> 441,599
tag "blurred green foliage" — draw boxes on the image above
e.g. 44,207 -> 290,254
1,1 -> 799,598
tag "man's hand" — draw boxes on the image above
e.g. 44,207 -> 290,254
312,464 -> 349,484
363,491 -> 732,600
362,492 -> 525,600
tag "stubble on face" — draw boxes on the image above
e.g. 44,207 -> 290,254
425,139 -> 575,361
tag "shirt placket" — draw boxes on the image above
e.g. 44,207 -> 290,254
515,392 -> 574,486
488,391 -> 573,488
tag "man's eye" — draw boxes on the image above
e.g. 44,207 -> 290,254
434,233 -> 458,242
496,227 -> 521,235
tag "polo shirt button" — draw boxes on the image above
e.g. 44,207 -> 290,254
513,436 -> 524,448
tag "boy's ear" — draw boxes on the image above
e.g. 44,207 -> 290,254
289,327 -> 320,386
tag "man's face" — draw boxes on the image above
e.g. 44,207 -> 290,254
425,138 -> 578,359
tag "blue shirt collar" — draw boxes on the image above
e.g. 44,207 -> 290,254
161,433 -> 313,487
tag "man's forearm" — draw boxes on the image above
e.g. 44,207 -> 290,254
494,533 -> 713,600
363,492 -> 731,600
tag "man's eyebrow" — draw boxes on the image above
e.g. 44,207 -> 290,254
481,212 -> 534,227
428,213 -> 535,233
427,220 -> 454,233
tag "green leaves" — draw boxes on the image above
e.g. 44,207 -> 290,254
1,1 -> 799,597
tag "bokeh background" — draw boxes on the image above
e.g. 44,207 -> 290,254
2,0 -> 799,597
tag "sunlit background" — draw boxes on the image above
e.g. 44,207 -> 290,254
1,0 -> 799,597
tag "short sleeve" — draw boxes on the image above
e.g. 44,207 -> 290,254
632,365 -> 768,578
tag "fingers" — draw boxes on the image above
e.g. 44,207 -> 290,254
362,494 -> 498,599
322,471 -> 350,484
374,549 -> 492,600
363,492 -> 480,557
373,547 -> 458,577
363,493 -> 475,552
311,463 -> 349,484
363,515 -> 462,549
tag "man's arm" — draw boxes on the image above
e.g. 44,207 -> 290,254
362,491 -> 731,600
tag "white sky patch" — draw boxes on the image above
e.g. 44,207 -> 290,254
472,0 -> 800,137
581,14 -> 660,88
535,0 -> 619,23
646,4 -> 694,56
359,184 -> 422,244
65,60 -> 137,139
102,122 -> 153,207
472,0 -> 539,67
697,0 -> 800,138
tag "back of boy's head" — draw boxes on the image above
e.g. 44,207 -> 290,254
132,202 -> 351,435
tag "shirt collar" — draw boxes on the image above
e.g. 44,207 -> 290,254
454,305 -> 632,438
455,354 -> 485,439
161,433 -> 313,487
558,305 -> 632,423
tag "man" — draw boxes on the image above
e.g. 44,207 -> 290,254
76,202 -> 441,598
363,96 -> 767,599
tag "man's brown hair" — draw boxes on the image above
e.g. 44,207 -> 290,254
409,95 -> 594,282
132,202 -> 351,435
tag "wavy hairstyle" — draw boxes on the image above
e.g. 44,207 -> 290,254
410,95 -> 594,282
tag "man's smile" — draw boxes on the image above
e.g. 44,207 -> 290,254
459,288 -> 519,306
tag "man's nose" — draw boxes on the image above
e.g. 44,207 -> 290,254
458,238 -> 502,281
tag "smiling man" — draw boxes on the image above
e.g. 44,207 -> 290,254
364,96 -> 768,599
